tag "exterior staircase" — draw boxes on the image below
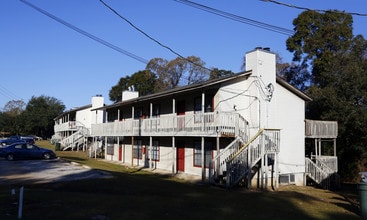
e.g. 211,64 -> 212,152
88,141 -> 104,158
305,156 -> 340,189
304,119 -> 339,189
209,128 -> 280,188
61,126 -> 90,151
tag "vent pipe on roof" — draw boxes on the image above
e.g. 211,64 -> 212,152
255,47 -> 271,52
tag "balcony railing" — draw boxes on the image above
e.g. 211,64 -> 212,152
305,119 -> 338,138
91,112 -> 248,138
311,155 -> 338,173
54,121 -> 80,132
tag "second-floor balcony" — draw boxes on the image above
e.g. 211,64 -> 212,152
54,121 -> 79,132
305,119 -> 338,139
54,121 -> 89,133
91,112 -> 248,138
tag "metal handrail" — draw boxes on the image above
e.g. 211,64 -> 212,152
305,157 -> 330,189
209,128 -> 280,188
225,129 -> 280,188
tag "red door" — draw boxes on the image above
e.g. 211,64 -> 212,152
118,145 -> 122,161
177,144 -> 185,172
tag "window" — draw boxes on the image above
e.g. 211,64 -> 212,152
147,141 -> 160,161
152,104 -> 160,128
205,95 -> 213,112
106,137 -> 117,155
118,109 -> 123,121
134,107 -> 143,119
194,95 -> 214,123
14,144 -> 24,149
193,141 -> 213,167
152,104 -> 160,117
194,97 -> 202,123
26,144 -> 35,150
107,110 -> 118,122
133,140 -> 142,159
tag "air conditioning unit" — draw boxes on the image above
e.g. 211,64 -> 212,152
279,174 -> 295,185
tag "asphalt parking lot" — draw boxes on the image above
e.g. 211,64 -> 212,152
0,158 -> 111,185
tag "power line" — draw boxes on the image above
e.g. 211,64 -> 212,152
99,0 -> 212,72
20,0 -> 149,64
262,0 -> 367,16
174,0 -> 294,36
0,84 -> 24,103
100,0 -> 185,60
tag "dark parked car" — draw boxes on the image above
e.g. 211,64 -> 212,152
0,138 -> 22,146
0,143 -> 56,161
24,135 -> 43,141
8,135 -> 35,144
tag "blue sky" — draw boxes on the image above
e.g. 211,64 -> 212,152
1,0 -> 366,110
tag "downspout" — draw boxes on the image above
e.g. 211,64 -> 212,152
104,111 -> 108,159
201,92 -> 205,181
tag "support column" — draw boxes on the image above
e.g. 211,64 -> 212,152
172,98 -> 176,133
261,154 -> 265,189
248,143 -> 252,188
149,136 -> 152,169
149,103 -> 153,169
264,153 -> 268,189
201,92 -> 206,182
172,136 -> 175,174
201,137 -> 205,181
131,106 -> 134,166
273,152 -> 279,190
314,139 -> 318,158
117,136 -> 120,162
104,136 -> 107,159
201,92 -> 205,132
215,134 -> 220,180
260,136 -> 265,189
172,98 -> 176,174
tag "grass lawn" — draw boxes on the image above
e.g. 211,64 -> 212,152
0,140 -> 361,219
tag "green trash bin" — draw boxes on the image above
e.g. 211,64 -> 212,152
55,143 -> 61,151
360,172 -> 367,219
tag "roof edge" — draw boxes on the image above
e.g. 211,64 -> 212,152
276,76 -> 312,101
93,71 -> 252,111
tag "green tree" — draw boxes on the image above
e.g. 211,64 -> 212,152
277,61 -> 311,92
0,111 -> 14,136
286,10 -> 353,86
109,70 -> 156,103
0,100 -> 26,135
286,10 -> 367,181
23,96 -> 65,138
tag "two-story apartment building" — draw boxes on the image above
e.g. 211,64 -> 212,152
52,95 -> 105,151
54,48 -> 338,189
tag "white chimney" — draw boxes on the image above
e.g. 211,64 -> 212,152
92,95 -> 104,109
122,90 -> 139,101
245,47 -> 276,128
245,47 -> 276,91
